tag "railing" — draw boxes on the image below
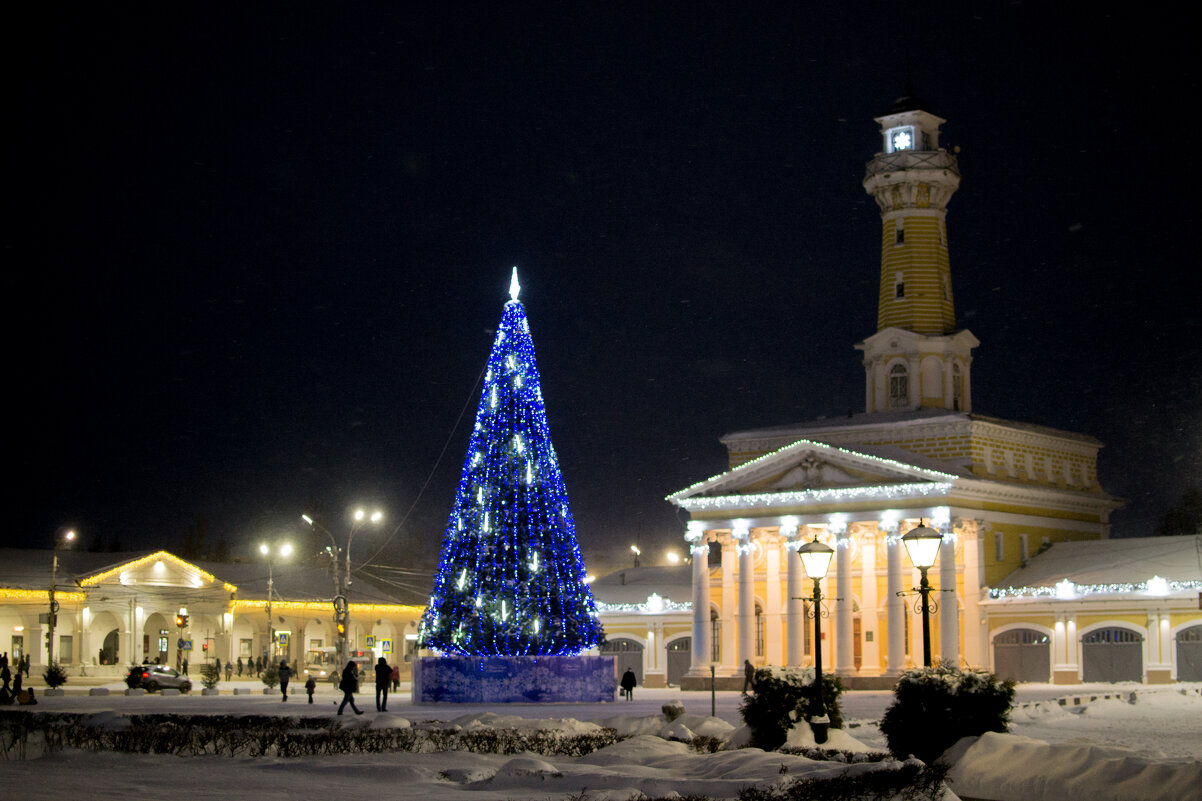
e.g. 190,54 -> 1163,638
865,149 -> 960,179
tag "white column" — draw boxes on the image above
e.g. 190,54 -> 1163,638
861,531 -> 880,674
784,526 -> 804,666
835,530 -> 855,675
736,526 -> 755,667
764,539 -> 782,666
720,542 -> 737,671
689,539 -> 712,676
886,530 -> 905,675
939,528 -> 959,664
961,520 -> 986,668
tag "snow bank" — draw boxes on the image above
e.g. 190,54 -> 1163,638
447,711 -> 603,736
946,731 -> 1202,801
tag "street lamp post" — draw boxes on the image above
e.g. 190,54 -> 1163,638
47,529 -> 76,666
302,508 -> 383,668
795,535 -> 835,745
259,542 -> 293,663
901,521 -> 943,667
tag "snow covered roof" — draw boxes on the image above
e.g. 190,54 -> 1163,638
591,566 -> 692,613
990,535 -> 1202,600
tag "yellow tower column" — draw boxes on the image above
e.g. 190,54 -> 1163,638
856,90 -> 978,414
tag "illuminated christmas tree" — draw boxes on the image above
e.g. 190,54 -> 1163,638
419,269 -> 603,656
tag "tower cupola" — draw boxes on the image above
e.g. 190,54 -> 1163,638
856,90 -> 977,415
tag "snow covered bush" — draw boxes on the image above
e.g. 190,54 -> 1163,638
879,660 -> 1015,764
740,666 -> 843,751
42,662 -> 68,688
199,662 -> 221,690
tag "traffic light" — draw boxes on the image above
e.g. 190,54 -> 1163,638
202,642 -> 209,652
336,620 -> 347,636
175,614 -> 188,628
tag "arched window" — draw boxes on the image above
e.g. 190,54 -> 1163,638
889,364 -> 909,408
952,363 -> 963,411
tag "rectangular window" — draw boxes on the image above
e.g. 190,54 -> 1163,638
1020,534 -> 1030,563
995,532 -> 1005,563
755,613 -> 764,658
240,639 -> 252,658
895,281 -> 905,298
710,619 -> 721,662
895,226 -> 905,244
58,635 -> 73,663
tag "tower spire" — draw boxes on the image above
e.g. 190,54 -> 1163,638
509,266 -> 521,301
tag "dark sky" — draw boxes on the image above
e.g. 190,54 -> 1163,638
9,3 -> 1200,577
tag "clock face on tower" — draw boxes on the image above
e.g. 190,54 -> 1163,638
890,126 -> 914,152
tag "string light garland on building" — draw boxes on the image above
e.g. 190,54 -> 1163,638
79,550 -> 237,591
672,481 -> 955,512
418,268 -> 603,656
988,578 -> 1202,600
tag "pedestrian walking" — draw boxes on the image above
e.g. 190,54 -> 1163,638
225,661 -> 233,681
182,658 -> 189,676
374,657 -> 391,711
256,656 -> 263,676
390,663 -> 400,693
620,668 -> 637,701
743,659 -> 756,694
337,661 -> 364,715
278,660 -> 292,701
22,655 -> 30,678
237,656 -> 243,676
305,674 -> 316,704
215,658 -> 222,675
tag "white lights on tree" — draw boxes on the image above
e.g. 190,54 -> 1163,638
508,266 -> 521,300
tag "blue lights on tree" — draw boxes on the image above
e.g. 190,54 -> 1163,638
419,269 -> 603,656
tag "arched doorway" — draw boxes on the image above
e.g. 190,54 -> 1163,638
601,638 -> 644,685
1082,627 -> 1143,683
993,628 -> 1050,683
666,637 -> 691,686
1176,625 -> 1202,681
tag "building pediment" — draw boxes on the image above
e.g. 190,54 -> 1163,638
79,551 -> 237,592
667,438 -> 957,505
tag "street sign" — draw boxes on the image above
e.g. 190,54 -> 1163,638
365,636 -> 375,647
381,638 -> 392,654
179,639 -> 193,651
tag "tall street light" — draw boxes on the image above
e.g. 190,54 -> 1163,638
48,529 -> 76,666
901,521 -> 943,667
259,541 -> 293,663
302,507 -> 383,667
796,535 -> 835,745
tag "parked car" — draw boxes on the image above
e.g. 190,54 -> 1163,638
302,663 -> 332,682
126,664 -> 192,693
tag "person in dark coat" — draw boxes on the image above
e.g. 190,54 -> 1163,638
620,668 -> 637,701
390,664 -> 400,693
237,657 -> 243,676
337,661 -> 364,715
278,660 -> 292,701
743,660 -> 756,694
182,658 -> 189,676
374,657 -> 392,711
305,674 -> 316,704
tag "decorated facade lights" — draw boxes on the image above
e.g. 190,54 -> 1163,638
794,535 -> 836,745
418,268 -> 602,657
673,482 -> 955,512
989,577 -> 1202,600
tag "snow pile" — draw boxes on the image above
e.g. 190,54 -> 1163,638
447,711 -> 604,736
597,711 -> 735,740
946,731 -> 1202,801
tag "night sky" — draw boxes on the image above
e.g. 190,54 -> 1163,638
10,4 -> 1200,578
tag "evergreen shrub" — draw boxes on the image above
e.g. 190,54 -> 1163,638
261,662 -> 279,689
199,662 -> 221,690
739,667 -> 843,751
879,660 -> 1015,763
42,662 -> 68,688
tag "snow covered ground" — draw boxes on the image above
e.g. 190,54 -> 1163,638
4,682 -> 1199,800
